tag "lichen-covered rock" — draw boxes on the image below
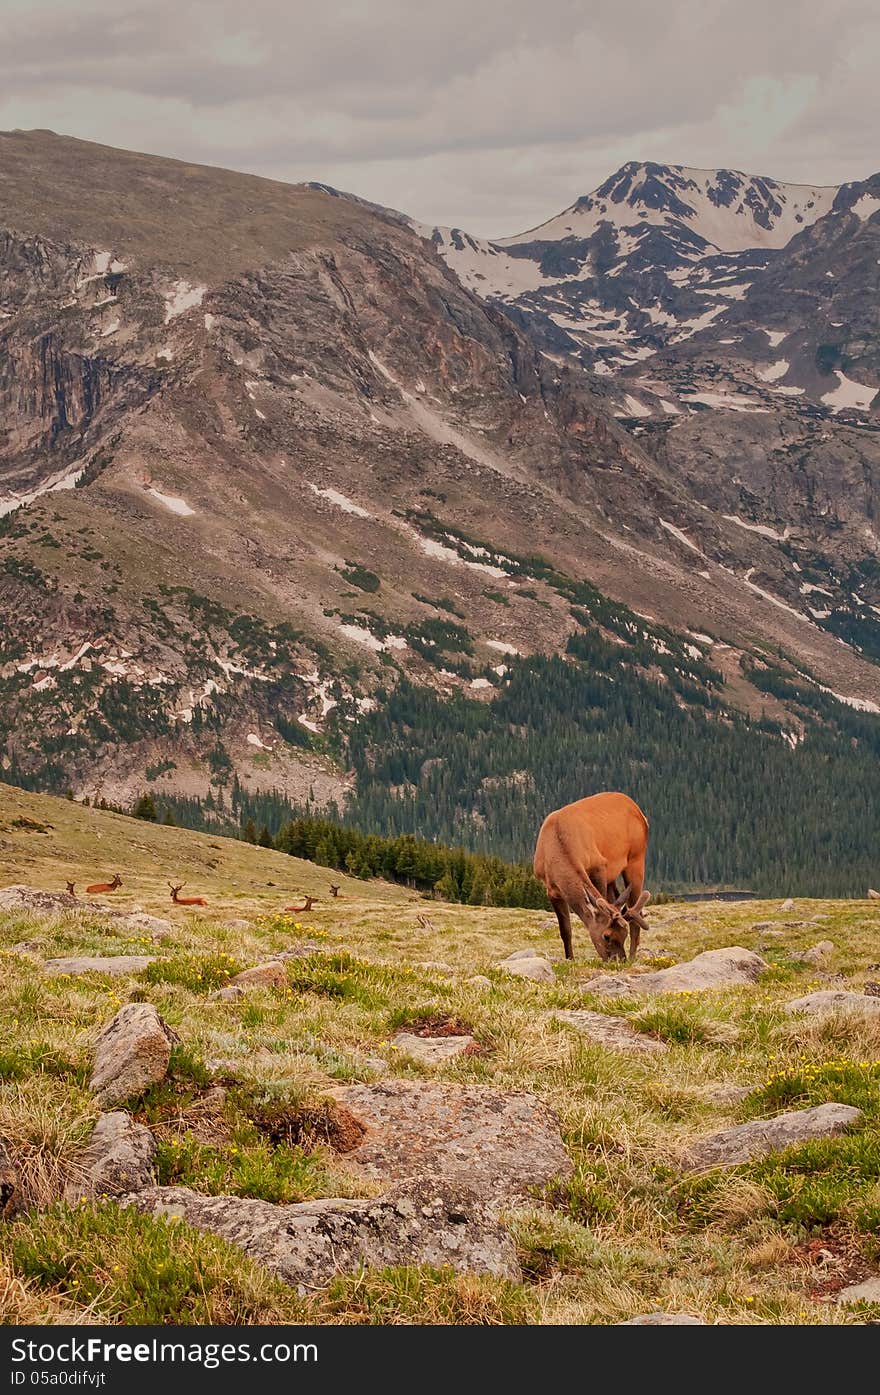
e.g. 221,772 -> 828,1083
121,1181 -> 520,1291
682,1103 -> 862,1170
837,1277 -> 880,1306
785,991 -> 880,1018
330,1080 -> 571,1202
792,940 -> 835,966
89,1003 -> 179,1105
44,955 -> 155,977
552,1009 -> 667,1054
705,1084 -> 753,1106
467,975 -> 493,990
66,1112 -> 157,1201
229,961 -> 287,989
588,947 -> 767,998
0,888 -> 171,944
120,913 -> 173,937
391,1033 -> 477,1065
497,952 -> 555,983
0,885 -> 78,912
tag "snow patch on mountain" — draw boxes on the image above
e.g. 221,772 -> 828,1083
307,483 -> 371,518
146,487 -> 195,516
820,371 -> 877,412
164,281 -> 206,322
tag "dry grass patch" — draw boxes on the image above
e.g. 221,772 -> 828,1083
0,1077 -> 98,1208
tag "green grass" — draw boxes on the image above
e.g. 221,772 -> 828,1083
143,951 -> 243,994
6,1203 -> 308,1324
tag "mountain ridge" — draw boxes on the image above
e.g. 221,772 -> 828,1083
0,132 -> 877,886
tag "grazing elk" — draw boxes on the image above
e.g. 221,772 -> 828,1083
284,896 -> 317,913
534,791 -> 651,962
85,873 -> 122,894
64,881 -> 77,898
168,883 -> 208,907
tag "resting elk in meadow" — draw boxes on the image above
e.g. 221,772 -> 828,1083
285,896 -> 318,913
169,883 -> 208,907
85,873 -> 122,894
534,791 -> 651,963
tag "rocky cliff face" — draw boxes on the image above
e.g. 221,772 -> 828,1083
414,162 -> 880,665
0,133 -> 877,811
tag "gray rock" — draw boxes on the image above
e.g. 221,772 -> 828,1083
224,919 -> 253,930
0,888 -> 170,941
66,1112 -> 157,1201
415,960 -> 455,974
118,913 -> 173,936
618,1312 -> 706,1325
0,885 -> 78,913
362,1055 -> 390,1077
208,985 -> 246,1001
837,1277 -> 880,1306
705,1084 -> 753,1106
228,961 -> 287,989
330,1080 -> 572,1202
497,952 -> 555,983
122,1181 -> 520,1292
587,947 -> 767,998
682,1103 -> 862,1170
780,898 -> 796,912
785,991 -> 880,1018
792,940 -> 835,966
751,922 -> 776,931
89,1003 -> 179,1106
391,1033 -> 476,1065
552,1010 -> 667,1054
467,975 -> 493,989
276,941 -> 328,960
44,955 -> 155,977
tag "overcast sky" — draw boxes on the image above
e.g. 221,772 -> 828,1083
1,0 -> 877,237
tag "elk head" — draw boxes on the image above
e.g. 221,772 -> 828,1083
108,874 -> 122,890
65,881 -> 76,897
168,883 -> 183,901
586,885 -> 634,962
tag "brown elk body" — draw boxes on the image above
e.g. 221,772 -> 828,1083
534,791 -> 650,962
85,873 -> 122,894
169,883 -> 208,907
284,896 -> 317,913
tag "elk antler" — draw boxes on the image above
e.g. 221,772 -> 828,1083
585,886 -> 629,930
625,891 -> 651,932
613,885 -> 631,908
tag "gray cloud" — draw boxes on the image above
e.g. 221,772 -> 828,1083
0,0 -> 877,234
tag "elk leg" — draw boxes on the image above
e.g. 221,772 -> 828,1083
550,895 -> 574,960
